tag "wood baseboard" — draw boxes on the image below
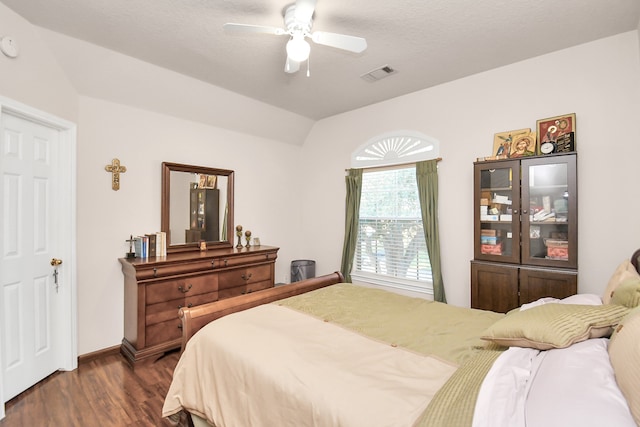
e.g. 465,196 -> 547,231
78,345 -> 121,365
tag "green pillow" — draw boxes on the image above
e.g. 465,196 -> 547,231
481,303 -> 630,350
610,276 -> 640,308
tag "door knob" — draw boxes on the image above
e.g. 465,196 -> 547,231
50,258 -> 63,266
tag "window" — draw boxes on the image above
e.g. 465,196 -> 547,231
352,165 -> 432,293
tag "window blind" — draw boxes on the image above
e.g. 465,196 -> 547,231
354,166 -> 432,289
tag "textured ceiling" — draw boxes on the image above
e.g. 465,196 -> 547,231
2,0 -> 640,120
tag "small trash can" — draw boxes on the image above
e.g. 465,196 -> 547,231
291,260 -> 315,282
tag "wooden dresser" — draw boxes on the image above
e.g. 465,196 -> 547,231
119,245 -> 278,365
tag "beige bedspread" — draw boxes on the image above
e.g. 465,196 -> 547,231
163,284 -> 503,427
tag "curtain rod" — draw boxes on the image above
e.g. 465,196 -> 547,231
345,157 -> 442,172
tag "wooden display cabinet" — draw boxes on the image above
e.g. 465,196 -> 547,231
185,188 -> 220,243
471,153 -> 577,312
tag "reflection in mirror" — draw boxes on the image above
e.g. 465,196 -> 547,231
161,162 -> 234,253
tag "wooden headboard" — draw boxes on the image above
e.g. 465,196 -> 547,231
178,271 -> 344,351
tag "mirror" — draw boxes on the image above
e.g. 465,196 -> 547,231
161,162 -> 234,253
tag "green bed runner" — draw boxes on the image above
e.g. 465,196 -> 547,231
413,346 -> 504,427
276,283 -> 504,366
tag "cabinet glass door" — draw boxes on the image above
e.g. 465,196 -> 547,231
474,160 -> 520,264
521,155 -> 577,268
187,189 -> 206,243
190,189 -> 206,230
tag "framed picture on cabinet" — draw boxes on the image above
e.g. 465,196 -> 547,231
510,132 -> 537,158
206,175 -> 217,188
197,174 -> 207,188
536,113 -> 576,155
492,128 -> 530,158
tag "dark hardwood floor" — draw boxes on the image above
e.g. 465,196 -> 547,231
1,350 -> 189,427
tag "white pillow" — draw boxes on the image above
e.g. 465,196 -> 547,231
560,293 -> 603,305
525,338 -> 636,427
519,294 -> 602,312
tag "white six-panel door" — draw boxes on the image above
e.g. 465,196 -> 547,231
0,100 -> 77,417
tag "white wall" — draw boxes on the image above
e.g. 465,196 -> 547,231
0,3 -> 77,121
301,31 -> 640,307
2,0 -> 640,354
76,96 -> 304,354
39,28 -> 315,147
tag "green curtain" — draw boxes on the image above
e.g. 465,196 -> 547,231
340,168 -> 363,282
416,160 -> 447,303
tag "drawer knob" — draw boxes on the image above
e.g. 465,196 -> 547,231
178,284 -> 193,293
153,267 -> 158,278
178,303 -> 193,309
224,259 -> 228,267
241,273 -> 253,281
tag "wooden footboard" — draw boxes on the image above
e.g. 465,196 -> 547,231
178,271 -> 344,350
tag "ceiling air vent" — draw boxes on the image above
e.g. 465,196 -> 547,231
360,65 -> 397,82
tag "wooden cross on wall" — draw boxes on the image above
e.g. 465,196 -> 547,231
105,158 -> 127,191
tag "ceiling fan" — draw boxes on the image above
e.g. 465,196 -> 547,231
223,0 -> 367,74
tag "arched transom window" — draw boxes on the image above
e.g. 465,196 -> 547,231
351,131 -> 439,168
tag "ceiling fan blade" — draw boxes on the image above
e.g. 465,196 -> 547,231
311,31 -> 367,53
294,0 -> 317,23
284,57 -> 301,74
223,23 -> 286,35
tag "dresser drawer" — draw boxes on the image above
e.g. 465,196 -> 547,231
219,252 -> 277,268
146,319 -> 181,347
218,264 -> 272,290
146,274 -> 218,305
134,259 -> 217,280
185,291 -> 219,307
146,297 -> 185,325
145,291 -> 219,326
218,280 -> 273,299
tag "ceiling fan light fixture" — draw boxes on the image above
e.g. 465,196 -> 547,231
286,33 -> 310,62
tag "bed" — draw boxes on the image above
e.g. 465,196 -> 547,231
163,250 -> 640,427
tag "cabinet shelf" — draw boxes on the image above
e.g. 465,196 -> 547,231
530,220 -> 568,224
480,187 -> 512,191
530,184 -> 568,190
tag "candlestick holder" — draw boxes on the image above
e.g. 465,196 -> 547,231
235,225 -> 243,249
245,230 -> 252,248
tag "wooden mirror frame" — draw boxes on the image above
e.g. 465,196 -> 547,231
161,162 -> 235,253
